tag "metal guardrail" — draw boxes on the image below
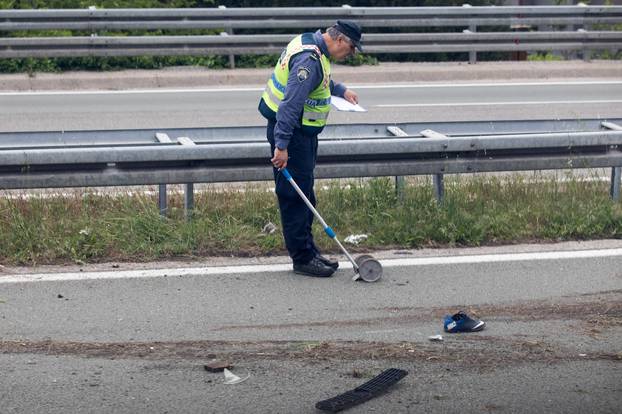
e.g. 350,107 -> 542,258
1,6 -> 621,30
1,31 -> 620,58
0,6 -> 620,62
1,119 -> 621,216
1,119 -> 613,148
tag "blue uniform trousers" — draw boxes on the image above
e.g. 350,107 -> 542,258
266,119 -> 320,265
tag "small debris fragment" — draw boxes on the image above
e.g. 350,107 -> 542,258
428,335 -> 444,342
223,368 -> 249,385
204,360 -> 232,372
350,368 -> 366,378
111,264 -> 120,268
57,294 -> 64,299
579,353 -> 587,357
344,234 -> 368,245
262,222 -> 277,234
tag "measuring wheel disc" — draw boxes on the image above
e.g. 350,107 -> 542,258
354,254 -> 374,267
357,258 -> 383,283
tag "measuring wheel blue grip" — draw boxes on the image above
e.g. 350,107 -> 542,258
281,168 -> 292,180
324,227 -> 336,238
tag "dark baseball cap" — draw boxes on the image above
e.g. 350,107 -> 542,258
334,20 -> 363,52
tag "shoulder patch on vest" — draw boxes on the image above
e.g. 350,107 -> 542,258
297,67 -> 310,82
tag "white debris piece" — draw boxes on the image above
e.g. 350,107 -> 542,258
223,368 -> 250,385
262,222 -> 277,234
344,234 -> 368,245
428,335 -> 444,342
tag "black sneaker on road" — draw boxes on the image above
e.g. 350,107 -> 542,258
443,311 -> 486,333
293,257 -> 335,277
316,253 -> 339,270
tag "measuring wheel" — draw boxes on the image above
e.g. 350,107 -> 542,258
353,256 -> 383,283
354,254 -> 373,267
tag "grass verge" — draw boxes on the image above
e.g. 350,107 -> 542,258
1,172 -> 621,266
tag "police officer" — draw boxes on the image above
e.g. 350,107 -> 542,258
258,20 -> 363,277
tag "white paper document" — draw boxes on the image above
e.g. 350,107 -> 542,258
331,95 -> 367,112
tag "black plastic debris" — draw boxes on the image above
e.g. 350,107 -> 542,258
315,368 -> 408,412
203,360 -> 232,372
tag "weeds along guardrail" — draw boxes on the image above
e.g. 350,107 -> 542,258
1,119 -> 621,218
0,6 -> 621,63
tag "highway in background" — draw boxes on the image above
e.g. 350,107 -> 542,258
1,80 -> 621,132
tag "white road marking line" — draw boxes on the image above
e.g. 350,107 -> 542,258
1,81 -> 621,96
0,87 -> 264,96
353,81 -> 622,89
376,99 -> 622,108
363,329 -> 406,334
1,248 -> 621,284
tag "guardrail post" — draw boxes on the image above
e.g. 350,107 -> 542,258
387,126 -> 408,199
578,28 -> 591,62
611,167 -> 621,202
177,137 -> 197,220
185,183 -> 195,219
420,129 -> 447,204
433,173 -> 445,203
218,5 -> 235,69
218,30 -> 236,69
155,132 -> 173,216
468,25 -> 477,64
395,176 -> 406,200
602,122 -> 622,201
227,29 -> 235,69
159,184 -> 168,216
461,4 -> 477,64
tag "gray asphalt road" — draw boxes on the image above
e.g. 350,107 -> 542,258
1,249 -> 621,343
1,81 -> 621,131
1,243 -> 621,413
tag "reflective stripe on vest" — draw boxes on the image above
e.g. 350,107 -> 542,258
270,74 -> 332,106
261,34 -> 331,128
263,86 -> 329,121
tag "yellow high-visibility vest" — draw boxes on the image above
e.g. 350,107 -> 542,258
261,34 -> 331,129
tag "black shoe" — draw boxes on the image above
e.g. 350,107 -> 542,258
443,311 -> 486,333
316,253 -> 339,270
293,257 -> 335,278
